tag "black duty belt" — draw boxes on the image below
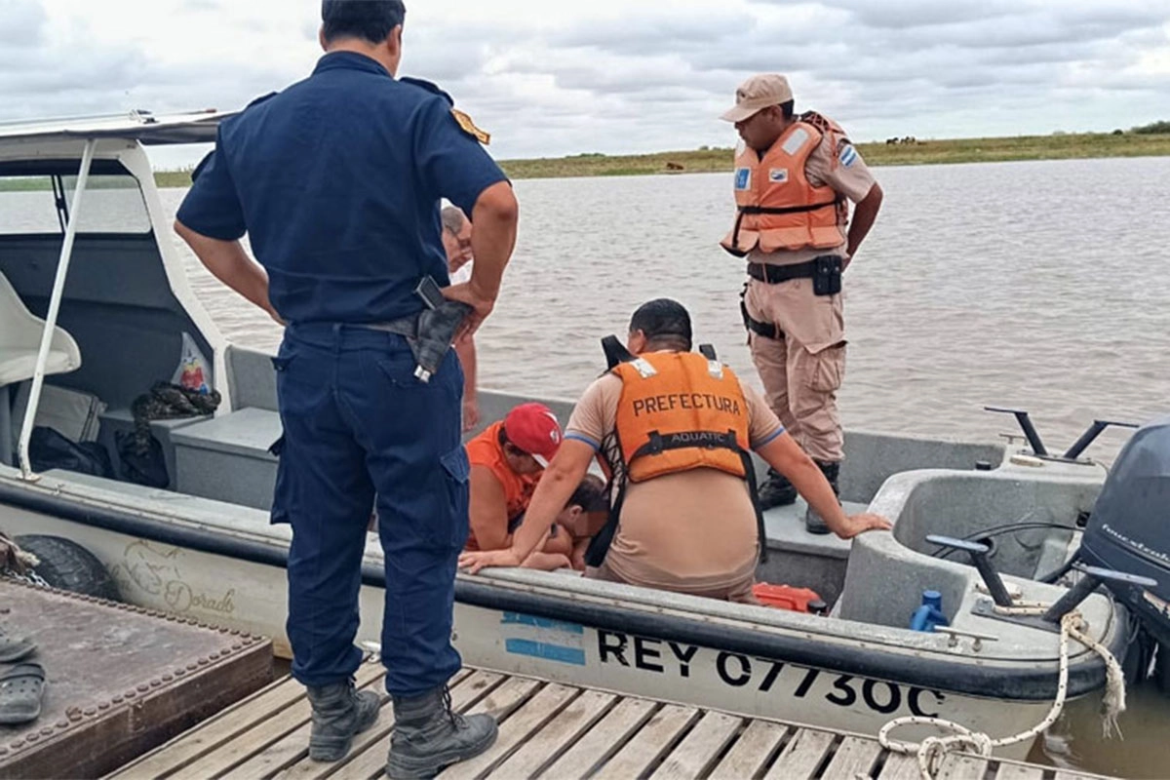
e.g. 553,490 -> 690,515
358,315 -> 421,338
746,260 -> 820,285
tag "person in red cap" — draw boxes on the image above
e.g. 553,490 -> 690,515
458,300 -> 890,600
465,403 -> 572,568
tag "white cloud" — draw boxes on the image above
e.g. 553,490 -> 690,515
0,0 -> 1166,167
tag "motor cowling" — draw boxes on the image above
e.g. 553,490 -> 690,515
1081,415 -> 1170,645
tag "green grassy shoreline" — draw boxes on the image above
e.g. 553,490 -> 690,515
147,130 -> 1170,188
0,130 -> 1163,191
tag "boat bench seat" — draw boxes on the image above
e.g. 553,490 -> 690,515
170,407 -> 282,511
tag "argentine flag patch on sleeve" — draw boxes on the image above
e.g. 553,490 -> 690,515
839,144 -> 858,167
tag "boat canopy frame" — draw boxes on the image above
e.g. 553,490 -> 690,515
0,110 -> 238,480
15,138 -> 96,478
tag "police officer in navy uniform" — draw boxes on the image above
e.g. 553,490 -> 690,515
174,2 -> 517,777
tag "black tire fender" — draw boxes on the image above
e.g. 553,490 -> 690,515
13,535 -> 121,602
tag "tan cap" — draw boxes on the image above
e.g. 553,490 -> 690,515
720,74 -> 794,122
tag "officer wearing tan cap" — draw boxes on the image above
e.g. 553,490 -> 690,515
719,74 -> 884,533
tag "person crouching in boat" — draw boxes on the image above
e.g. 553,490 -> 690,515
555,474 -> 610,570
459,299 -> 891,602
466,403 -> 589,570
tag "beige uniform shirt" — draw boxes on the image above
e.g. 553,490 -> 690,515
565,366 -> 784,593
748,129 -> 877,267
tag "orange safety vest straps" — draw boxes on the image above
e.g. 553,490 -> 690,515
725,199 -> 842,259
583,342 -> 769,568
721,112 -> 849,257
613,352 -> 750,482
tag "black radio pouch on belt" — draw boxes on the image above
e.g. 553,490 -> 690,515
813,255 -> 843,297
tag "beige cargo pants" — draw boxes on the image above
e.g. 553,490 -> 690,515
587,561 -> 760,605
743,276 -> 846,464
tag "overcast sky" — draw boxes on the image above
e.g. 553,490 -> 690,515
3,0 -> 1168,168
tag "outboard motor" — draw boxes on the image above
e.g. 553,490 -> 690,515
1081,416 -> 1170,649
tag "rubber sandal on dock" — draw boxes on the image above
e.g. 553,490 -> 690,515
0,626 -> 36,663
0,663 -> 47,725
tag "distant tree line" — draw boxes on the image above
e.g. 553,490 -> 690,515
1132,120 -> 1170,135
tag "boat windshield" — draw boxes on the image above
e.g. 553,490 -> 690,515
0,164 -> 150,236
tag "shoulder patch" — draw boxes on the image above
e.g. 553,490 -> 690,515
400,76 -> 454,106
735,167 -> 752,191
451,108 -> 491,145
838,143 -> 858,167
190,151 -> 215,182
244,91 -> 278,110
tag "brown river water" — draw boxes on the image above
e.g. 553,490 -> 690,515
157,158 -> 1169,778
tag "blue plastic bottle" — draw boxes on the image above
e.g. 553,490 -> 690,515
909,590 -> 950,632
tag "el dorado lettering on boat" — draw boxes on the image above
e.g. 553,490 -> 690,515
110,539 -> 237,616
501,612 -> 587,666
596,630 -> 946,717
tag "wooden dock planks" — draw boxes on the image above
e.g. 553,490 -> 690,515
111,664 -> 1119,780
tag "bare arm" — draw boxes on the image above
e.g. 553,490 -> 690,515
845,182 -> 883,267
442,182 -> 518,340
456,336 -> 479,431
459,440 -> 594,572
521,552 -> 572,571
468,466 -> 512,551
174,220 -> 282,324
571,538 -> 590,571
541,526 -> 574,557
755,433 -> 891,538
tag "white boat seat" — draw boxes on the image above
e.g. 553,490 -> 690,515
0,346 -> 79,387
0,269 -> 82,464
0,270 -> 82,385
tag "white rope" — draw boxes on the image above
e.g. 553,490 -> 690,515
878,599 -> 1126,780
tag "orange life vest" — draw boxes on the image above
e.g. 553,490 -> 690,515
721,112 -> 849,257
612,351 -> 751,483
465,421 -> 541,551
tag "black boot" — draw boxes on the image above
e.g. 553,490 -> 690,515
804,461 -> 841,535
386,686 -> 498,779
305,678 -> 381,762
757,468 -> 798,509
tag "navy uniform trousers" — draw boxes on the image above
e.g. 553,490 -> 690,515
272,322 -> 468,697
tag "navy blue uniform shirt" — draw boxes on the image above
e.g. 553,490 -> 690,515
177,51 -> 508,324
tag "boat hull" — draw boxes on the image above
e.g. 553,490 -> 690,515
0,499 -> 1094,760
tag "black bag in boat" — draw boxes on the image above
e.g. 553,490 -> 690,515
113,381 -> 221,490
29,426 -> 114,479
116,430 -> 169,489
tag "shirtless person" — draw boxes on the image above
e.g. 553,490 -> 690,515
441,206 -> 479,431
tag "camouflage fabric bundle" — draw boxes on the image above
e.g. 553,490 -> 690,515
126,382 -> 221,457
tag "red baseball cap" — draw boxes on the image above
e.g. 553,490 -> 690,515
503,403 -> 563,467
